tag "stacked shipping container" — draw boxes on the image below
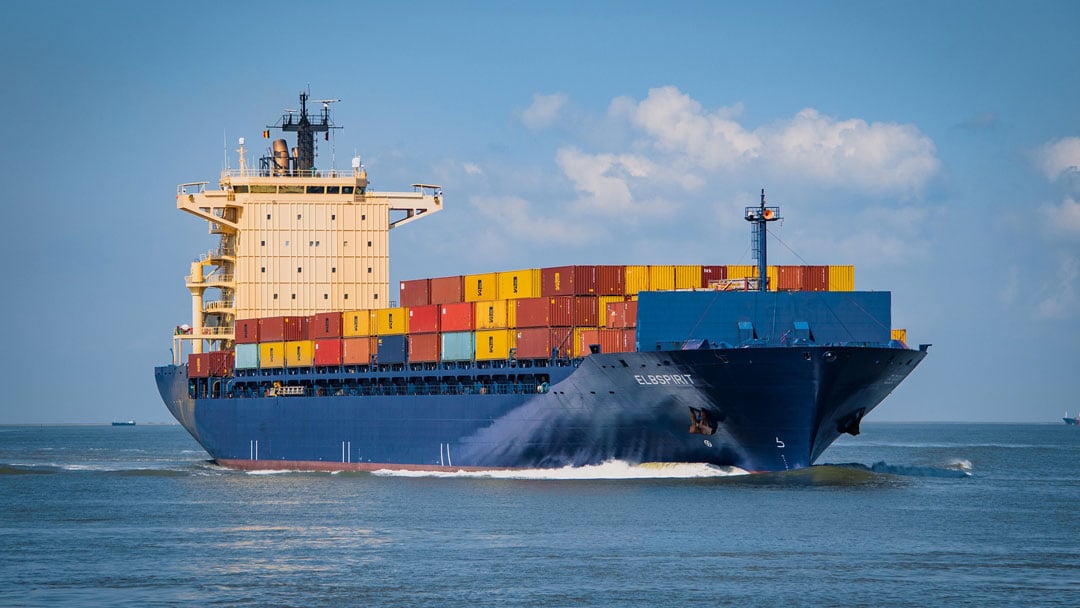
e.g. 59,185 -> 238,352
211,264 -> 860,374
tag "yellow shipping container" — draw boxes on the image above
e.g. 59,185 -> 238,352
767,265 -> 778,291
285,340 -> 315,367
342,310 -> 376,337
475,329 -> 516,360
624,265 -> 650,295
828,265 -> 855,291
675,265 -> 703,290
598,295 -> 625,327
475,299 -> 515,329
726,264 -> 757,279
497,268 -> 542,300
648,265 -> 676,291
259,342 -> 286,369
891,328 -> 908,343
376,307 -> 408,335
464,272 -> 499,302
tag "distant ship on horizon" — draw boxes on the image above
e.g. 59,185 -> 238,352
1065,412 -> 1079,426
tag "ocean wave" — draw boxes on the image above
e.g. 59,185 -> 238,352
828,460 -> 973,478
372,460 -> 748,480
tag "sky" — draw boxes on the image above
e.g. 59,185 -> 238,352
1,0 -> 1078,423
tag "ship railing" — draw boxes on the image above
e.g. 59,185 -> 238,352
221,168 -> 357,179
187,273 -> 235,285
204,299 -> 235,311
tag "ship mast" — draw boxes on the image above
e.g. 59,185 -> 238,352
744,189 -> 781,291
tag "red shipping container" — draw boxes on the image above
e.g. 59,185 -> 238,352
514,296 -> 573,327
408,304 -> 441,334
621,329 -> 637,352
314,339 -> 343,366
430,275 -> 465,304
802,265 -> 829,291
777,266 -> 803,291
309,312 -> 343,339
234,318 -> 260,344
596,265 -> 626,295
701,265 -> 726,288
399,278 -> 431,307
342,337 -> 376,365
606,301 -> 638,329
571,296 -> 599,327
259,316 -> 306,341
408,332 -> 441,362
440,301 -> 475,332
188,353 -> 210,378
514,327 -> 574,359
207,350 -> 234,377
541,265 -> 600,297
579,328 -> 632,355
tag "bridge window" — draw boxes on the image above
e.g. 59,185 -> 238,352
342,186 -> 354,194
306,186 -> 325,194
327,186 -> 340,195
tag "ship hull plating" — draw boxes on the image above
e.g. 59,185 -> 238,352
155,346 -> 925,473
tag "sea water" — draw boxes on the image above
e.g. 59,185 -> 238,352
1,423 -> 1077,607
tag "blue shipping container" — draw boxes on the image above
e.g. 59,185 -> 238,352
636,291 -> 892,350
441,331 -> 475,361
234,343 -> 259,369
376,335 -> 408,365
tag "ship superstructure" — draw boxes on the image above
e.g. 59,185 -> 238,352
156,94 -> 928,473
174,92 -> 441,360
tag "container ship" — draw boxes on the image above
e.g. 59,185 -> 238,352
155,93 -> 928,473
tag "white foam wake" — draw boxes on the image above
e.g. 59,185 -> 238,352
372,460 -> 748,480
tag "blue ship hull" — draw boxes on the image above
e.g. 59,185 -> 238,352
155,345 -> 925,472
156,291 -> 927,472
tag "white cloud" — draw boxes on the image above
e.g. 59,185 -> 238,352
1038,197 -> 1080,237
520,93 -> 569,130
603,86 -> 940,196
463,162 -> 483,176
555,146 -> 687,218
613,86 -> 760,169
1037,137 -> 1080,181
759,109 -> 940,194
469,195 -> 591,246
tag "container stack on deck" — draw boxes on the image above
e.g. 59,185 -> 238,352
187,264 -> 856,377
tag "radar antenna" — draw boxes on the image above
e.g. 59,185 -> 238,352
264,91 -> 343,176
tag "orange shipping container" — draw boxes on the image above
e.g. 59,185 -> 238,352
430,275 -> 465,304
576,328 -> 631,357
606,301 -> 638,329
802,265 -> 829,291
777,266 -> 803,291
514,327 -> 574,359
342,336 -> 376,365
